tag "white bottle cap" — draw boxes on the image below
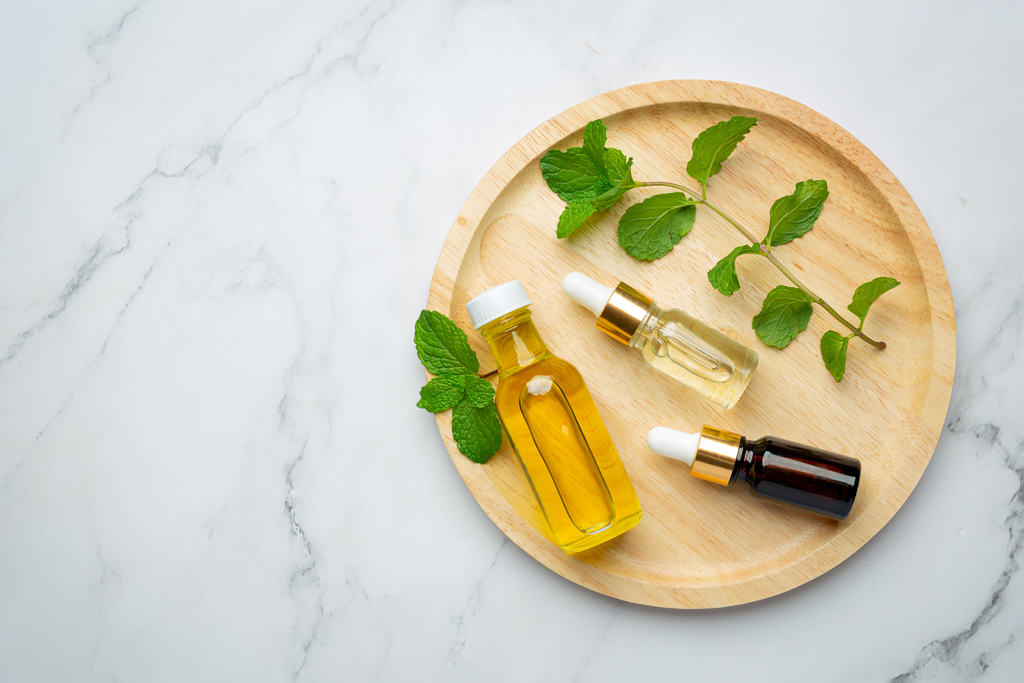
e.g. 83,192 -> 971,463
647,426 -> 700,468
465,280 -> 531,328
562,272 -> 614,317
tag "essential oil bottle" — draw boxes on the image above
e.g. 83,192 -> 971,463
467,281 -> 642,552
562,273 -> 758,409
647,425 -> 861,519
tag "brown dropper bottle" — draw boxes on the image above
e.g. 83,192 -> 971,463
647,425 -> 861,519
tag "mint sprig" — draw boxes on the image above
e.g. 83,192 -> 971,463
540,117 -> 901,383
540,120 -> 636,239
817,276 -> 901,382
415,310 -> 502,462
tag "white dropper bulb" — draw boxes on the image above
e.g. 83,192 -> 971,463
562,272 -> 614,317
647,426 -> 700,468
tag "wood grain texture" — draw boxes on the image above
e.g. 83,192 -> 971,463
426,80 -> 955,608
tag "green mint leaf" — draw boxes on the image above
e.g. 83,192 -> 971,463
582,120 -> 607,174
604,148 -> 634,186
591,184 -> 631,212
414,310 -> 480,376
464,376 -> 496,408
541,121 -> 636,224
752,285 -> 815,348
617,193 -> 697,261
708,244 -> 762,296
413,311 -> 500,463
590,150 -> 636,212
686,116 -> 757,188
540,148 -> 604,202
764,180 -> 829,248
417,375 -> 466,412
847,277 -> 901,324
820,330 -> 850,382
452,397 -> 502,463
556,197 -> 598,238
591,187 -> 624,211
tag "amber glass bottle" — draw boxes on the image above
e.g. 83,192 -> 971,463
733,435 -> 860,519
467,281 -> 642,552
648,425 -> 860,519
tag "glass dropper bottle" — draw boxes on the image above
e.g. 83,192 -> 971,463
647,425 -> 861,519
562,272 -> 758,409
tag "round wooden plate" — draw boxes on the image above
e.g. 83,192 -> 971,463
426,80 -> 955,608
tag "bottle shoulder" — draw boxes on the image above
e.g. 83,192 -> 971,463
654,306 -> 700,326
495,355 -> 586,395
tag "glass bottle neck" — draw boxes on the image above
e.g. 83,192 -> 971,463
732,436 -> 751,484
627,302 -> 662,348
479,308 -> 551,376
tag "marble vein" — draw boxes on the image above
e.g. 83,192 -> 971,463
240,0 -> 397,154
889,279 -> 1024,680
445,538 -> 511,668
571,609 -> 617,683
32,241 -> 169,443
3,14 -> 352,425
65,2 -> 145,132
0,217 -> 132,368
284,439 -> 325,682
5,0 -> 398,379
264,248 -> 336,681
890,420 -> 1024,682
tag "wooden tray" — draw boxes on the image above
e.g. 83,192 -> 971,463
426,80 -> 955,608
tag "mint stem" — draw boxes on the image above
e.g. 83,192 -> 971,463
637,181 -> 887,350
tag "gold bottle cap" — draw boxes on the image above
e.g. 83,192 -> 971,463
690,426 -> 742,486
596,282 -> 654,345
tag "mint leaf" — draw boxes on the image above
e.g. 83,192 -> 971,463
541,121 -> 636,225
414,310 -> 480,376
590,185 -> 628,212
557,197 -> 598,238
752,286 -> 815,348
820,331 -> 850,382
452,398 -> 502,463
417,375 -> 466,412
764,180 -> 829,248
540,148 -> 604,202
847,277 -> 901,324
708,244 -> 761,295
617,193 -> 696,261
591,149 -> 636,211
464,376 -> 495,408
413,311 -> 501,463
582,120 -> 607,174
686,116 -> 757,189
604,148 -> 634,186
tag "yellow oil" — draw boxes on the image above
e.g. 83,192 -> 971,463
632,305 -> 758,409
480,307 -> 642,552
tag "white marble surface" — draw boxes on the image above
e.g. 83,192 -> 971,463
1,1 -> 1022,681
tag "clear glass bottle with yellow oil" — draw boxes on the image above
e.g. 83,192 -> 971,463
563,272 -> 758,409
466,281 -> 642,553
